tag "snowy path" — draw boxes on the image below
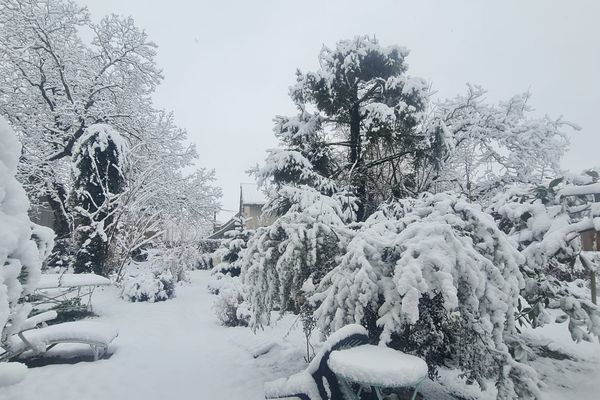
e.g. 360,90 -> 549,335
0,270 -> 305,400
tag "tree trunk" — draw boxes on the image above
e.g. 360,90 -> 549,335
349,103 -> 367,221
45,181 -> 73,268
47,181 -> 71,238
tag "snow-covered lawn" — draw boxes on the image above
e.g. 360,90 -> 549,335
2,270 -> 599,400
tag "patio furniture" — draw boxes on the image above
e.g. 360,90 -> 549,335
264,324 -> 427,400
0,310 -> 118,362
30,273 -> 111,313
329,344 -> 428,400
265,324 -> 369,400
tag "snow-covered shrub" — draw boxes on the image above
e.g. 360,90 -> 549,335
489,178 -> 600,342
196,253 -> 213,270
120,250 -> 177,303
121,266 -> 175,303
197,239 -> 221,270
311,192 -> 540,399
163,244 -> 197,281
212,276 -> 251,327
211,217 -> 250,277
0,117 -> 54,386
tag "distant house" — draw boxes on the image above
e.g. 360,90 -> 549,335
208,183 -> 275,239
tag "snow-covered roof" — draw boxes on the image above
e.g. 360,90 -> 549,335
216,209 -> 237,225
240,183 -> 267,205
208,215 -> 240,240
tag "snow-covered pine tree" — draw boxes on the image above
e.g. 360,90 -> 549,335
242,36 -> 442,327
270,36 -> 436,221
72,124 -> 126,275
311,192 -> 540,399
0,117 -> 53,385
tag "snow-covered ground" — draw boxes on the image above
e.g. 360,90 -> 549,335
0,270 -> 307,400
2,270 -> 599,400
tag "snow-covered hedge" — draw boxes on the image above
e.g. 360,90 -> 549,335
0,117 -> 54,386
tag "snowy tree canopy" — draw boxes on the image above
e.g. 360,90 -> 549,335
0,0 -> 221,267
0,0 -> 160,235
429,85 -> 576,200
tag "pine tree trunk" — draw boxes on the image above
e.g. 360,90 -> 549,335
349,103 -> 367,221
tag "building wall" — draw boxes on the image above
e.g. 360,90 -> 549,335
242,204 -> 275,229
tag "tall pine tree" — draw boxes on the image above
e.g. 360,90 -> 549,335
275,36 -> 433,220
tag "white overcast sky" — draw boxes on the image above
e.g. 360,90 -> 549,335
81,0 -> 600,217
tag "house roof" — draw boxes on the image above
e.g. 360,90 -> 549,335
207,213 -> 240,240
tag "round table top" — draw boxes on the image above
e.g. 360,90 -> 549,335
328,344 -> 428,387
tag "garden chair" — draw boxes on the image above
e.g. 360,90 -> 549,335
31,273 -> 111,313
0,310 -> 118,362
265,324 -> 370,400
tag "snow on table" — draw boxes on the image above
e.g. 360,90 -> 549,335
7,321 -> 118,353
36,273 -> 111,289
328,345 -> 428,387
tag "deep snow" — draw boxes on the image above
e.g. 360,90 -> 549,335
0,270 -> 307,400
1,270 -> 599,400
